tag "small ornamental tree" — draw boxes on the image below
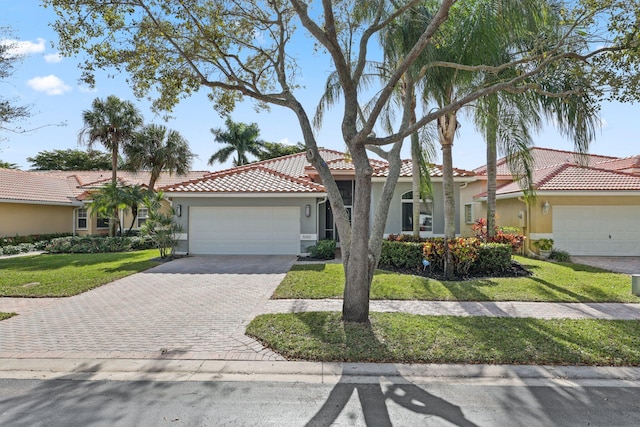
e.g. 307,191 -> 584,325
141,191 -> 182,259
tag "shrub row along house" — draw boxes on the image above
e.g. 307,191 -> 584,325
1,147 -> 639,256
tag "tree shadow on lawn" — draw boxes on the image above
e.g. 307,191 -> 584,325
294,314 -> 478,427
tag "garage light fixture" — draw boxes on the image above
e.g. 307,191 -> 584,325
305,204 -> 311,217
176,204 -> 182,217
542,201 -> 550,215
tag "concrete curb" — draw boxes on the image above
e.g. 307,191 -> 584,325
1,358 -> 639,385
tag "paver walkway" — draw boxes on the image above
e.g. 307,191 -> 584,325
0,256 -> 295,361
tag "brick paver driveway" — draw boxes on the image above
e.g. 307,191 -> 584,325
0,256 -> 295,361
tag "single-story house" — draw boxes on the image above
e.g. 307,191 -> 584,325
0,169 -> 208,238
464,147 -> 640,256
160,149 -> 475,255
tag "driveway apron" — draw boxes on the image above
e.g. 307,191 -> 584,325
0,256 -> 295,361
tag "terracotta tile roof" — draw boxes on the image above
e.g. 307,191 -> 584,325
593,155 -> 640,173
161,149 -> 473,194
35,170 -> 209,189
374,159 -> 475,178
0,168 -> 82,205
473,147 -> 622,176
480,164 -> 640,197
163,165 -> 325,193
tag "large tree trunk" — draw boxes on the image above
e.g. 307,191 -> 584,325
486,100 -> 498,238
438,113 -> 457,279
342,144 -> 373,323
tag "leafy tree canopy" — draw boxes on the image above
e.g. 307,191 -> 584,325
27,148 -> 112,170
0,27 -> 30,141
0,160 -> 19,169
255,141 -> 306,161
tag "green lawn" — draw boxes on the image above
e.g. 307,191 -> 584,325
0,250 -> 161,297
247,312 -> 640,366
0,312 -> 15,321
273,256 -> 638,303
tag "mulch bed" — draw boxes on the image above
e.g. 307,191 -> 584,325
381,261 -> 532,281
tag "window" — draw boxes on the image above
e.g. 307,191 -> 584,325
137,208 -> 149,228
401,191 -> 432,232
77,208 -> 88,229
465,204 -> 473,224
96,215 -> 110,229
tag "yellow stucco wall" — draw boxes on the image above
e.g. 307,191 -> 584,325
0,202 -> 74,237
484,195 -> 640,253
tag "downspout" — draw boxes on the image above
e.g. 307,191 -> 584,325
72,208 -> 77,236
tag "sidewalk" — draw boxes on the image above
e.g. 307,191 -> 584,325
260,299 -> 640,319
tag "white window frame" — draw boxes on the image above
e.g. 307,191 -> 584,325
137,207 -> 149,229
77,208 -> 88,230
401,191 -> 433,234
464,203 -> 473,224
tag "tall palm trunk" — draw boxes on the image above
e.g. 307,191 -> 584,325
485,99 -> 498,238
438,112 -> 458,279
110,144 -> 119,237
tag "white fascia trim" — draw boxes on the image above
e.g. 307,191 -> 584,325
0,198 -> 83,207
373,176 -> 477,183
478,190 -> 640,201
163,192 -> 327,198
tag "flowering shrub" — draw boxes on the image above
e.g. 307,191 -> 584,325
471,218 -> 525,252
423,238 -> 482,276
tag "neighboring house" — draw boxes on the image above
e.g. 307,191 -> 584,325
0,169 -> 208,238
160,149 -> 475,255
464,147 -> 640,256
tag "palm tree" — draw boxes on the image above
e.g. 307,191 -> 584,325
208,117 -> 266,167
79,95 -> 143,236
473,10 -> 599,239
79,95 -> 143,184
87,182 -> 129,237
123,124 -> 194,191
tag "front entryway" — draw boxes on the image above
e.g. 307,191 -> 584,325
189,206 -> 300,255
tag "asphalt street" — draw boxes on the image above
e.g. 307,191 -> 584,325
1,377 -> 639,427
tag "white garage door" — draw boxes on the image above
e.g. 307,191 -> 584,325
189,206 -> 300,255
553,206 -> 640,255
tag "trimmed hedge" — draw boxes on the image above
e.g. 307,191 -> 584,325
0,232 -> 72,247
378,240 -> 424,269
45,235 -> 155,254
309,239 -> 337,260
380,238 -> 513,277
472,243 -> 512,274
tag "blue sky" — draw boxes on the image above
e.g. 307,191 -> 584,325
2,2 -> 639,172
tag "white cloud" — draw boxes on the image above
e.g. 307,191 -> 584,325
27,75 -> 72,95
44,52 -> 62,63
277,138 -> 291,145
1,38 -> 46,57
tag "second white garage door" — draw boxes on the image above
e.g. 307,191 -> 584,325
552,206 -> 640,256
189,206 -> 300,255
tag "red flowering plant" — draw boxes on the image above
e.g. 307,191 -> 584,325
471,218 -> 525,253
